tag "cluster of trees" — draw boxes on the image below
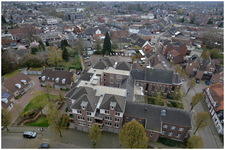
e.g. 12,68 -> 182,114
174,65 -> 186,79
46,46 -> 63,67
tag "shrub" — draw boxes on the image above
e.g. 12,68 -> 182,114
29,112 -> 35,116
65,107 -> 68,112
60,88 -> 70,91
23,111 -> 30,117
161,138 -> 176,146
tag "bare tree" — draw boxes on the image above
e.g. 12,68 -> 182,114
22,25 -> 39,44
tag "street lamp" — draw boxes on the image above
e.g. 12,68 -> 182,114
38,128 -> 43,136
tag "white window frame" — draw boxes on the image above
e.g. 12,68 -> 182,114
168,132 -> 173,137
87,118 -> 92,122
105,116 -> 112,121
78,122 -> 86,126
78,116 -> 85,121
116,75 -> 122,79
77,110 -> 81,114
115,112 -> 120,116
114,124 -> 119,128
88,124 -> 92,128
87,112 -> 91,116
163,124 -> 168,129
176,133 -> 181,138
105,121 -> 112,126
115,118 -> 120,122
179,127 -> 184,132
105,110 -> 110,115
171,126 -> 176,130
110,74 -> 114,79
161,131 -> 165,135
150,131 -> 154,137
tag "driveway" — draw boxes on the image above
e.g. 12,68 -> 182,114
10,75 -> 68,124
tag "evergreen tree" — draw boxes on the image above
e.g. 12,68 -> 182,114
102,32 -> 111,55
46,41 -> 49,46
62,47 -> 69,62
2,15 -> 7,23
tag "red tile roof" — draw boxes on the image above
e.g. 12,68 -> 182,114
169,49 -> 180,57
93,34 -> 105,39
205,83 -> 224,111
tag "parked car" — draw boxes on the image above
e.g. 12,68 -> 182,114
196,78 -> 200,84
126,59 -> 132,64
39,143 -> 50,149
205,81 -> 210,85
23,131 -> 36,138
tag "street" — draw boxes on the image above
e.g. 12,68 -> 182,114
154,31 -> 222,148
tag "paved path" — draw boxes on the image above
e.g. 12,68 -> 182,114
10,75 -> 68,125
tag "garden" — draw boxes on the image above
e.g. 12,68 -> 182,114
147,97 -> 164,106
158,137 -> 187,148
167,101 -> 184,109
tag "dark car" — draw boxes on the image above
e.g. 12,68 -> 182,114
23,131 -> 36,138
39,143 -> 50,149
196,78 -> 200,83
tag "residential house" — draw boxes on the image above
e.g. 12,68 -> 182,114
74,26 -> 82,35
39,69 -> 73,90
110,31 -> 129,42
62,12 -> 84,21
124,101 -> 191,142
1,91 -> 15,110
47,18 -> 57,25
82,40 -> 93,55
67,32 -> 77,47
185,54 -> 201,76
210,65 -> 223,84
203,83 -> 224,134
2,73 -> 32,98
83,27 -> 109,37
57,23 -> 70,32
137,29 -> 152,41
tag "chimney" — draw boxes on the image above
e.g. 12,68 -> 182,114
145,107 -> 147,111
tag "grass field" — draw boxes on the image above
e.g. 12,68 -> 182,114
25,116 -> 49,127
22,94 -> 59,115
3,69 -> 19,78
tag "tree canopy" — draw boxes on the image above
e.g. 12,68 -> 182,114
1,108 -> 12,131
177,9 -> 183,15
89,123 -> 101,144
119,120 -> 149,148
102,32 -> 111,55
185,79 -> 196,96
46,46 -> 62,66
62,47 -> 69,62
200,50 -> 210,59
193,112 -> 210,134
186,135 -> 204,148
190,93 -> 204,110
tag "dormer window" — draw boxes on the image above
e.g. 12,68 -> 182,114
82,106 -> 85,109
115,112 -> 120,116
111,106 -> 114,110
105,110 -> 109,115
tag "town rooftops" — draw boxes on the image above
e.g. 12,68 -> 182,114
134,37 -> 146,47
3,73 -> 31,93
70,86 -> 96,100
188,54 -> 201,63
214,65 -> 223,74
138,29 -> 151,36
68,32 -> 77,40
40,69 -> 73,86
145,68 -> 174,84
124,101 -> 191,132
202,57 -> 215,68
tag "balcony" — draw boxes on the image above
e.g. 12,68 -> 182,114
95,111 -> 103,120
95,119 -> 103,125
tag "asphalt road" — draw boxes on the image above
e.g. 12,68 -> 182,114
154,32 -> 221,148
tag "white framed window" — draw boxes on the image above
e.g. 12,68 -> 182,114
78,116 -> 85,121
110,74 -> 114,79
87,118 -> 92,122
163,124 -> 168,128
179,128 -> 184,132
105,110 -> 110,115
138,120 -> 142,124
82,106 -> 85,109
114,124 -> 119,128
168,132 -> 173,137
161,131 -> 165,135
110,84 -> 113,87
111,106 -> 114,110
115,118 -> 120,122
190,63 -> 192,66
150,131 -> 154,137
171,126 -> 176,130
105,116 -> 112,121
116,80 -> 121,84
110,79 -> 113,83
136,82 -> 139,86
77,110 -> 81,114
104,79 -> 106,82
220,76 -> 223,80
176,134 -> 181,138
88,124 -> 92,128
115,112 -> 120,116
105,122 -> 112,126
132,118 -> 136,121
104,74 -> 106,77
125,117 -> 129,122
87,112 -> 91,116
79,122 -> 86,126
116,75 -> 122,79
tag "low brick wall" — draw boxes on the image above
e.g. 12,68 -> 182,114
24,114 -> 47,125
17,107 -> 42,125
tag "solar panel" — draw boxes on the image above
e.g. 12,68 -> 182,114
2,91 -> 10,99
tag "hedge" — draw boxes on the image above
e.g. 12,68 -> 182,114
17,107 -> 42,125
24,114 -> 47,125
60,88 -> 70,91
15,92 -> 26,99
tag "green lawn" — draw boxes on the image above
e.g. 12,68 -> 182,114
148,98 -> 164,106
22,94 -> 59,115
3,69 -> 19,78
58,61 -> 74,68
25,116 -> 49,127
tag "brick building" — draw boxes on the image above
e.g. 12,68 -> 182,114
203,83 -> 224,134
